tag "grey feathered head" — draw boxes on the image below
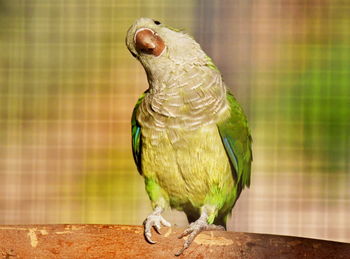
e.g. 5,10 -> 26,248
125,18 -> 208,73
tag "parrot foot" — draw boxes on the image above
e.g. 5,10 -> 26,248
175,218 -> 225,256
143,206 -> 171,244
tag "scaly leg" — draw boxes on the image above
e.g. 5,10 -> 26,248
143,206 -> 171,244
175,207 -> 225,256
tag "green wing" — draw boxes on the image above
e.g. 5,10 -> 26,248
217,92 -> 253,189
131,92 -> 146,175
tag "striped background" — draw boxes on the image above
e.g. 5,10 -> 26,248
0,0 -> 349,242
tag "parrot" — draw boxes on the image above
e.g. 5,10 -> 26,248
125,18 -> 252,256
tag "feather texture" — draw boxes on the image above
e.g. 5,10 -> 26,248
127,18 -> 252,228
217,92 -> 253,189
131,92 -> 146,175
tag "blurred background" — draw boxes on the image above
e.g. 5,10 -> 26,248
0,0 -> 349,243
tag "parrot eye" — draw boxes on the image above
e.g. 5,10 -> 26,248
153,20 -> 161,25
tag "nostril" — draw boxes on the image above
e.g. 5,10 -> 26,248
141,48 -> 154,52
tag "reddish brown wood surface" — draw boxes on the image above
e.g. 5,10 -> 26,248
0,224 -> 349,258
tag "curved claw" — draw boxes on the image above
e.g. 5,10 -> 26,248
143,210 -> 171,244
160,217 -> 171,227
176,228 -> 199,256
145,231 -> 156,244
175,246 -> 187,257
144,219 -> 157,244
176,219 -> 225,256
154,222 -> 162,235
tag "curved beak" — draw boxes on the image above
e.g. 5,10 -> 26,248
134,28 -> 165,57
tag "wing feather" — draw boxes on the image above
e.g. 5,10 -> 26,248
131,92 -> 146,174
217,92 -> 253,189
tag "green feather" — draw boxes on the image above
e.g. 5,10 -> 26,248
205,55 -> 219,71
131,92 -> 147,174
217,92 -> 253,189
164,25 -> 184,33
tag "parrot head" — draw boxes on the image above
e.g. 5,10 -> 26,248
125,18 -> 208,78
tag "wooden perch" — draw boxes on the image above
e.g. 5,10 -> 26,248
0,224 -> 349,258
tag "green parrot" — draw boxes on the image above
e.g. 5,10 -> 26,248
125,18 -> 252,256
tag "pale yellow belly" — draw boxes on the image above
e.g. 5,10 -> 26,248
141,124 -> 234,210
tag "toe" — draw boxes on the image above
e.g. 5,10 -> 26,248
145,231 -> 156,244
160,217 -> 171,227
207,224 -> 225,231
154,222 -> 162,234
176,229 -> 198,255
175,246 -> 187,257
143,213 -> 171,244
144,218 -> 156,244
178,227 -> 194,239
